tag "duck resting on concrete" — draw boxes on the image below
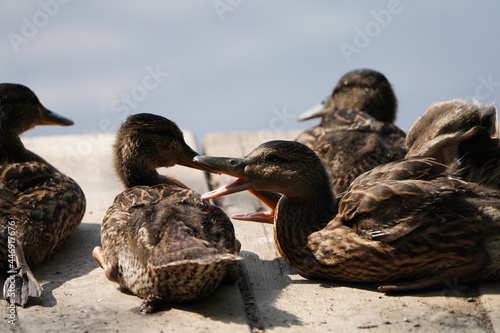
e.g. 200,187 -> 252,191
193,135 -> 500,291
246,69 -> 409,222
0,83 -> 86,306
296,69 -> 407,196
92,113 -> 240,314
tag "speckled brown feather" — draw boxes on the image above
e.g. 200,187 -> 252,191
296,69 -> 406,195
100,185 -> 238,303
0,83 -> 85,306
306,156 -> 500,285
0,162 -> 85,266
96,114 -> 239,313
297,109 -> 407,195
195,139 -> 500,290
406,99 -> 500,188
309,176 -> 500,284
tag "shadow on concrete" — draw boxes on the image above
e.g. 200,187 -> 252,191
13,222 -> 102,308
288,261 -> 497,299
104,270 -> 250,327
237,250 -> 301,331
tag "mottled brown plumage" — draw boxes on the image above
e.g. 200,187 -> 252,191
92,114 -> 240,314
296,69 -> 407,196
194,140 -> 500,291
0,83 -> 85,306
406,99 -> 500,187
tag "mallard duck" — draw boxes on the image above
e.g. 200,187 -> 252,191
193,140 -> 500,291
406,99 -> 500,187
92,113 -> 240,314
296,69 -> 407,196
0,83 -> 86,306
298,68 -> 398,123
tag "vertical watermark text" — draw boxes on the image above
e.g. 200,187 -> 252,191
5,220 -> 18,326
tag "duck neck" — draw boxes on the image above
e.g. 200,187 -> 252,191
273,185 -> 337,272
116,159 -> 162,188
114,135 -> 165,188
0,135 -> 48,164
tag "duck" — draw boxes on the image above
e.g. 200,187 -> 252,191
0,83 -> 86,306
406,99 -> 500,187
92,113 -> 240,314
297,68 -> 398,123
193,138 -> 500,291
296,69 -> 407,196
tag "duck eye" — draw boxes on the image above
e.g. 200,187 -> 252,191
333,81 -> 350,96
267,154 -> 280,163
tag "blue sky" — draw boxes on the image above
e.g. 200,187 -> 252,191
2,1 -> 500,144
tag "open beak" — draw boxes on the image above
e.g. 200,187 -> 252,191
202,177 -> 253,200
231,211 -> 274,224
248,189 -> 280,210
193,155 -> 277,224
193,155 -> 251,199
193,155 -> 246,178
37,106 -> 74,126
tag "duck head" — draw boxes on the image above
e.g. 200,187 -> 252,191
194,140 -> 334,223
406,99 -> 498,165
0,83 -> 73,139
113,113 -> 210,187
298,69 -> 397,123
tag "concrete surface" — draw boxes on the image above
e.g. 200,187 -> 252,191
203,131 -> 500,333
1,133 -> 249,333
0,130 -> 498,333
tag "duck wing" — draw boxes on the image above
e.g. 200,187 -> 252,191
126,198 -> 237,268
349,156 -> 450,186
98,184 -> 239,309
0,161 -> 85,306
100,185 -> 238,275
0,161 -> 85,263
337,156 -> 466,242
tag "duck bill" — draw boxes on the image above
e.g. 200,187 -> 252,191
297,96 -> 330,121
176,144 -> 214,172
193,155 -> 252,199
248,189 -> 280,210
193,155 -> 246,178
37,106 -> 74,126
194,155 -> 277,224
231,211 -> 275,224
202,177 -> 252,200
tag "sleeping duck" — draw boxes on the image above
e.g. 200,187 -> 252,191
0,83 -> 86,306
296,69 -> 407,196
92,114 -> 240,314
406,99 -> 500,187
193,138 -> 500,291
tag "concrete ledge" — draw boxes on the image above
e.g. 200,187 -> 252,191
1,133 -> 249,333
0,131 -> 499,332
